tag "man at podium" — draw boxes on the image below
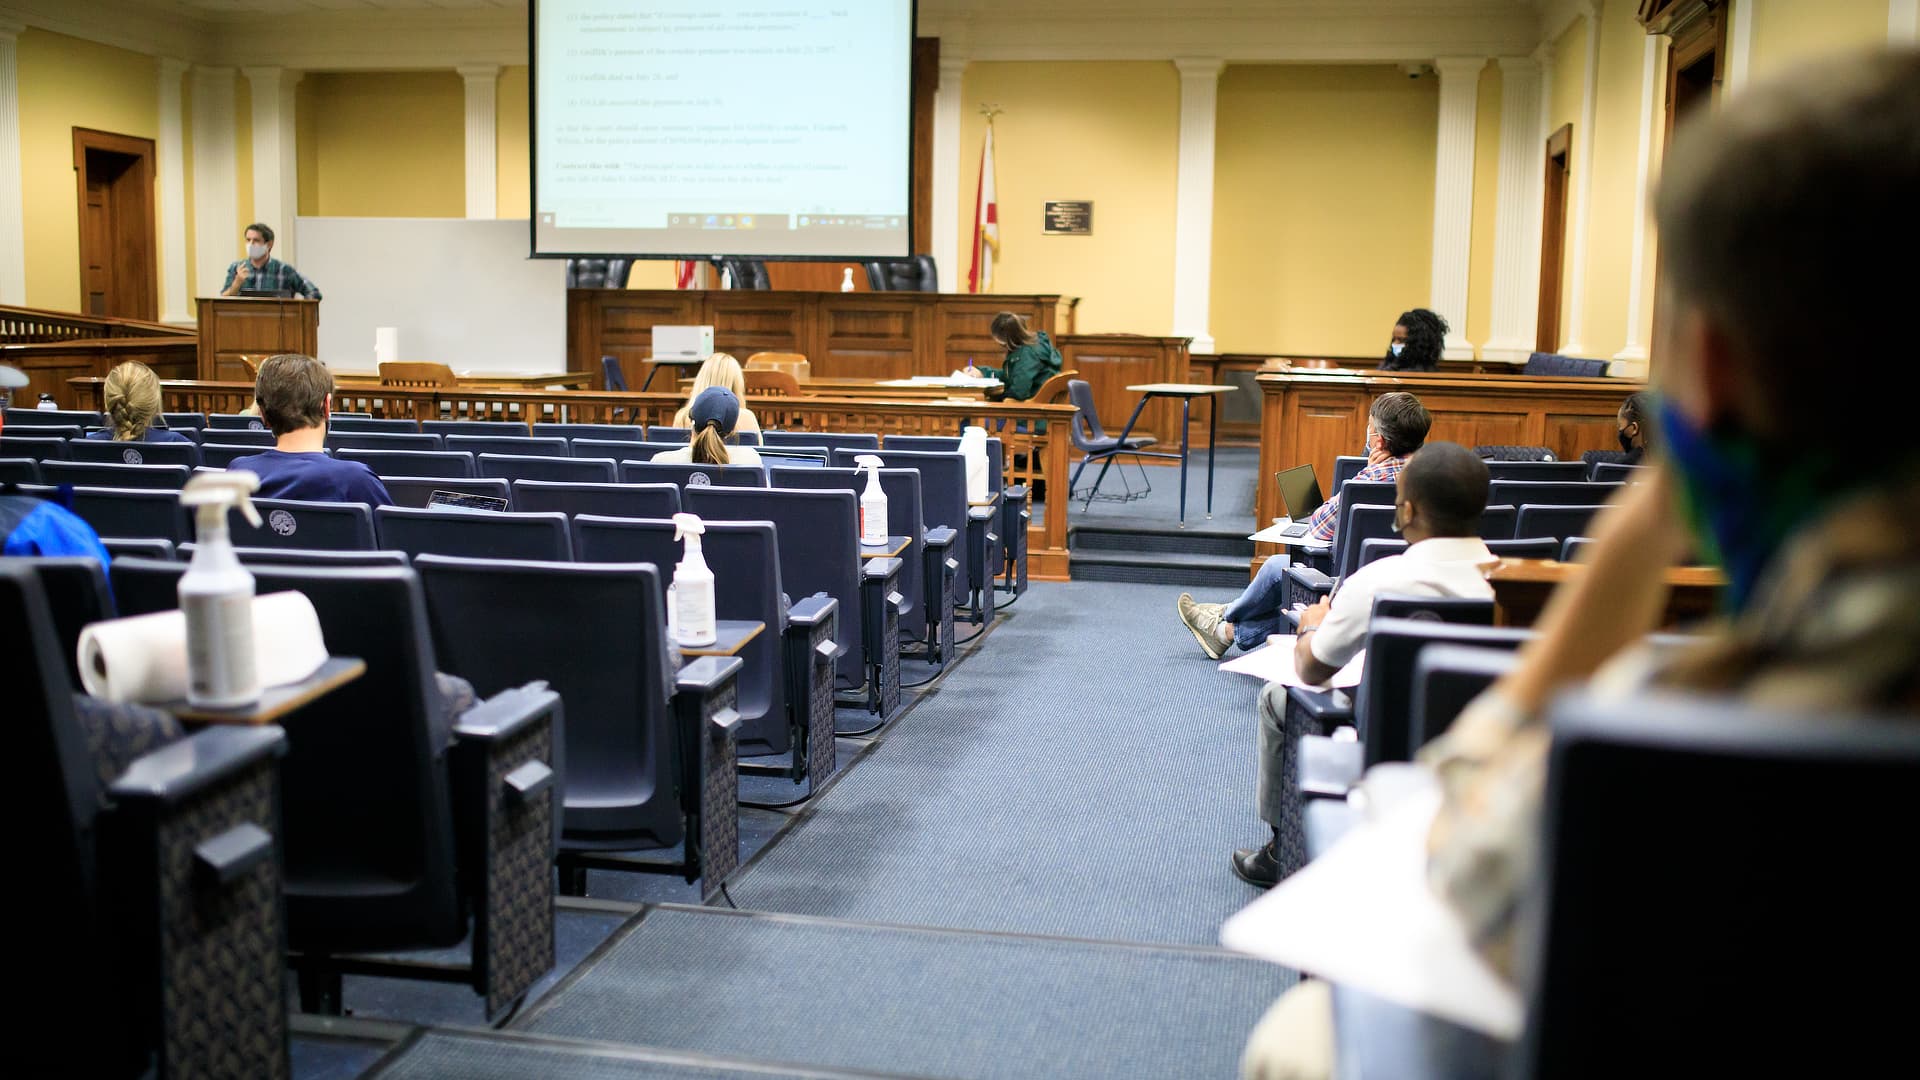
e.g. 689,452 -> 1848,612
221,222 -> 322,299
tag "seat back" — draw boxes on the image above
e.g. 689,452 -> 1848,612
20,556 -> 114,689
478,453 -> 617,485
337,448 -> 477,479
0,435 -> 69,461
1514,503 -> 1603,543
5,423 -> 85,440
599,355 -> 628,392
1519,694 -> 1920,1076
1334,503 -> 1398,580
230,499 -> 376,551
1521,351 -> 1609,377
882,435 -> 959,452
43,461 -> 190,490
510,479 -> 680,519
445,434 -> 571,458
6,406 -> 104,428
207,413 -> 271,431
185,546 -> 410,569
834,447 -> 968,595
108,558 -> 464,949
1358,536 -> 1558,568
0,456 -> 42,484
160,411 -> 207,430
1408,643 -> 1521,747
414,555 -> 681,847
199,428 -> 275,447
648,425 -> 763,446
378,361 -> 457,387
327,416 -> 419,433
101,537 -> 174,560
579,438 -> 679,460
1560,536 -> 1594,562
421,420 -> 528,436
772,466 -> 928,639
60,487 -> 186,544
712,257 -> 769,290
1589,462 -> 1647,484
686,485 -> 864,688
565,258 -> 632,289
532,422 -> 644,441
743,369 -> 799,396
761,430 -> 878,452
325,431 -> 443,453
570,518 -> 791,753
1478,504 -> 1517,540
65,439 -> 202,468
1352,614 -> 1526,768
375,505 -> 571,561
862,254 -> 938,292
1483,460 -> 1589,482
1488,480 -> 1620,507
379,476 -> 512,510
619,459 -> 766,491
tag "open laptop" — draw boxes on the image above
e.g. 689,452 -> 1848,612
427,489 -> 509,513
757,446 -> 829,468
1271,465 -> 1325,539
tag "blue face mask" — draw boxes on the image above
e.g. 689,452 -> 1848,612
1389,342 -> 1406,357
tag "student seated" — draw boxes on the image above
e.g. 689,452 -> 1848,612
671,352 -> 762,434
1379,308 -> 1448,372
1582,390 -> 1653,469
653,387 -> 763,466
1239,50 -> 1920,1080
965,311 -> 1064,401
88,361 -> 192,444
1209,443 -> 1498,888
228,353 -> 392,506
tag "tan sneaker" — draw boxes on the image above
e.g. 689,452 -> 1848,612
1176,593 -> 1230,660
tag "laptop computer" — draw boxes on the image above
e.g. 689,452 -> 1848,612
1272,465 -> 1325,539
427,489 -> 509,513
757,446 -> 829,468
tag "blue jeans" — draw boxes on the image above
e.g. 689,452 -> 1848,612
1223,555 -> 1290,652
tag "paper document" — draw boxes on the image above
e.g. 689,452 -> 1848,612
1249,518 -> 1327,548
1220,780 -> 1524,1038
1220,635 -> 1365,689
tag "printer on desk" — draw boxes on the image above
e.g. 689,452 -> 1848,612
651,325 -> 715,362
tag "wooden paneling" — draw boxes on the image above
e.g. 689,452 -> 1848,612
2,338 -> 195,409
195,297 -> 319,382
817,298 -> 922,380
1057,335 -> 1191,452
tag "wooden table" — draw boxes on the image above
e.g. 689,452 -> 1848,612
164,656 -> 365,725
859,535 -> 912,560
1488,560 -> 1725,628
332,369 -> 594,390
1092,383 -> 1238,526
679,619 -> 764,658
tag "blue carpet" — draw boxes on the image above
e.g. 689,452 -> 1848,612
517,907 -> 1294,1080
727,580 -> 1274,945
1036,446 -> 1260,533
369,1029 -> 906,1079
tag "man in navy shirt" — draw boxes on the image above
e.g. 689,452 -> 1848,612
229,353 -> 391,506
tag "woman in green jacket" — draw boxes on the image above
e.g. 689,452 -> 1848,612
967,312 -> 1062,400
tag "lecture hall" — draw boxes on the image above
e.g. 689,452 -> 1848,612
4,1 -> 1917,1077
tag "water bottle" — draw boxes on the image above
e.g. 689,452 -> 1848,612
37,393 -> 57,410
840,267 -> 856,292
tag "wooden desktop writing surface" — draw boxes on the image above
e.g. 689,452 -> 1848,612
196,296 -> 318,383
1487,560 -> 1724,629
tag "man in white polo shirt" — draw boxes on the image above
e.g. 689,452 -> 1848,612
1233,442 -> 1498,887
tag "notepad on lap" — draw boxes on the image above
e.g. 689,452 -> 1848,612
1219,635 -> 1364,688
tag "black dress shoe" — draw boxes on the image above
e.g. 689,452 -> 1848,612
1232,843 -> 1282,888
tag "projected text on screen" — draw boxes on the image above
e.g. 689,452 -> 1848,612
533,0 -> 913,259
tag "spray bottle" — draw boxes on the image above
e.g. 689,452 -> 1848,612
177,470 -> 263,707
855,454 -> 888,547
669,512 -> 717,647
959,425 -> 990,503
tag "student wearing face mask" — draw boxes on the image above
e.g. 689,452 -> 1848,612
1379,308 -> 1447,372
1582,390 -> 1653,469
221,222 -> 322,299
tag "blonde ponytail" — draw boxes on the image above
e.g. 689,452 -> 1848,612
103,361 -> 162,441
691,423 -> 729,465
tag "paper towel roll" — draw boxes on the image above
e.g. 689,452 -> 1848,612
375,327 -> 400,366
77,591 -> 330,705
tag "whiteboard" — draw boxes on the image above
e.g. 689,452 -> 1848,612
293,217 -> 568,376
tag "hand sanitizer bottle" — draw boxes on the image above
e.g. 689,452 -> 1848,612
840,267 -> 856,292
177,470 -> 264,707
855,454 -> 888,546
671,512 -> 717,647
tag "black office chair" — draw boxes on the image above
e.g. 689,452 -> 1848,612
565,258 -> 633,289
710,257 -> 770,290
1520,351 -> 1609,377
8,560 -> 291,1078
414,555 -> 746,901
1589,461 -> 1648,484
325,431 -> 443,453
862,254 -> 939,292
0,435 -> 70,461
446,434 -> 571,458
375,505 -> 572,561
161,411 -> 208,431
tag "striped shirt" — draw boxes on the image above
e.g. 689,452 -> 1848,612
1306,456 -> 1407,543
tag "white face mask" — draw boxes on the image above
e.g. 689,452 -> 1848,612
246,242 -> 268,261
1389,342 -> 1406,357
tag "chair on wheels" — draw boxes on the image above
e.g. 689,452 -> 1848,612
862,255 -> 938,292
1065,378 -> 1158,507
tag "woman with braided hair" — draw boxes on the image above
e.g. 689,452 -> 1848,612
86,361 -> 192,444
1380,308 -> 1449,372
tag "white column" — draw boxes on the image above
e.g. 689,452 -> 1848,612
1428,57 -> 1484,361
1482,57 -> 1544,364
157,58 -> 191,323
0,21 -> 25,306
1727,0 -> 1755,93
931,56 -> 966,291
459,64 -> 500,220
1171,58 -> 1223,354
1560,8 -> 1600,355
192,66 -> 239,301
242,67 -> 301,262
1894,0 -> 1919,43
1613,34 -> 1664,371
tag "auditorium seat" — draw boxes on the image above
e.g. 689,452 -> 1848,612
1482,460 -> 1588,482
9,561 -> 292,1078
230,498 -> 376,551
509,479 -> 680,518
446,434 -> 571,458
182,545 -> 410,569
199,428 -> 275,447
576,437 -> 679,460
0,434 -> 69,461
160,411 -> 206,430
5,406 -> 103,428
1357,536 -> 1559,568
421,419 -> 531,436
200,443 -> 273,469
1521,351 -> 1609,377
4,423 -> 85,440
619,459 -> 766,490
106,557 -> 562,1019
565,257 -> 632,288
862,254 -> 939,292
0,456 -> 41,484
478,453 -> 617,485
833,446 -> 985,620
1488,480 -> 1621,507
337,448 -> 477,479
1589,462 -> 1647,483
208,412 -> 271,431
761,430 -> 879,453
102,536 -> 175,560
42,460 -> 190,490
532,422 -> 647,441
1514,503 -> 1603,543
413,554 -> 746,899
324,431 -> 443,453
326,416 -> 420,433
380,476 -> 512,510
1329,455 -> 1367,497
66,438 -> 202,468
375,505 -> 572,561
65,487 -> 191,545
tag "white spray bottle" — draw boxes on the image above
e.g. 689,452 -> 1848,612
177,470 -> 263,707
669,512 -> 717,647
960,425 -> 990,503
855,454 -> 888,547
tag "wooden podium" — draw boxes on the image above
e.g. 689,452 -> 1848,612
196,296 -> 318,382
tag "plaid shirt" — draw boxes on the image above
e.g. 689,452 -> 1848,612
222,257 -> 321,300
1306,455 -> 1407,542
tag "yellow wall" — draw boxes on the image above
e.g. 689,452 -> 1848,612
16,30 -> 160,311
1548,19 -> 1588,350
496,65 -> 529,219
1573,0 -> 1654,361
955,61 -> 1179,336
299,72 -> 464,217
1749,0 -> 1892,80
1465,61 -> 1501,355
1211,65 -> 1437,356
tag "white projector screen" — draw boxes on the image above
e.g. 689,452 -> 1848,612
531,0 -> 914,260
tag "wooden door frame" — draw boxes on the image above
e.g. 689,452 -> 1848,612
72,127 -> 158,321
1537,123 -> 1573,355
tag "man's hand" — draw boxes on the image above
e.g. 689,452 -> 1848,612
233,262 -> 252,285
1367,443 -> 1394,467
1296,598 -> 1332,632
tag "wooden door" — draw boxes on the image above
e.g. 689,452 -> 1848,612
73,129 -> 158,321
1537,124 -> 1572,355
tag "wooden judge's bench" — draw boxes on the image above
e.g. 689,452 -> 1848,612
196,296 -> 318,383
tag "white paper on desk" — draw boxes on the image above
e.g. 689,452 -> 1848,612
1219,782 -> 1525,1039
1219,635 -> 1364,689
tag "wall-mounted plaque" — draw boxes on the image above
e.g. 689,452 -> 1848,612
1042,200 -> 1093,236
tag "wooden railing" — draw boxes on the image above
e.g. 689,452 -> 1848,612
0,304 -> 192,344
69,377 -> 1084,580
2,305 -> 196,409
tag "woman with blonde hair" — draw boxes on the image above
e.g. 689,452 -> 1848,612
653,387 -> 762,467
89,361 -> 191,443
671,352 -> 761,434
